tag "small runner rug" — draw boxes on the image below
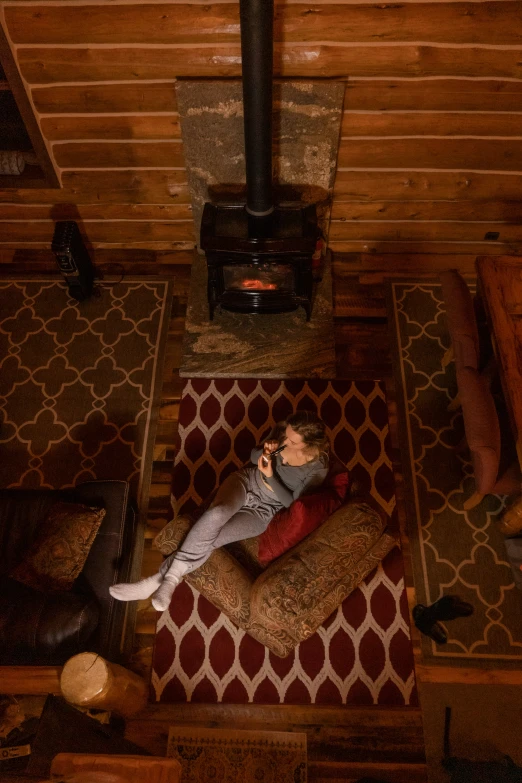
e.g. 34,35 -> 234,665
389,280 -> 522,667
152,379 -> 417,705
0,276 -> 171,514
167,726 -> 307,783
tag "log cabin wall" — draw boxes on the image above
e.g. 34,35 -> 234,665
1,0 -> 522,274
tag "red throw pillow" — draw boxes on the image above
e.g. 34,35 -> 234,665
257,465 -> 349,566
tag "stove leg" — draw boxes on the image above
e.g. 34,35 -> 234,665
304,303 -> 312,322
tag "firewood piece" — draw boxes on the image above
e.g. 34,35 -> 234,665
60,653 -> 148,718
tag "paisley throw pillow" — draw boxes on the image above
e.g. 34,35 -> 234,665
10,501 -> 106,592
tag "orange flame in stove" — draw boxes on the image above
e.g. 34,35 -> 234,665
241,279 -> 277,290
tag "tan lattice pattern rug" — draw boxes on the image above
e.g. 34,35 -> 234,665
389,280 -> 522,667
0,277 -> 171,512
167,726 -> 307,783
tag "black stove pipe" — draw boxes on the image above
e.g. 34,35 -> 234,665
239,0 -> 274,218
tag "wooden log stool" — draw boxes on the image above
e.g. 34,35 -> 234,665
60,653 -> 148,718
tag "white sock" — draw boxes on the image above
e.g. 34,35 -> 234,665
151,558 -> 192,611
151,575 -> 180,612
109,573 -> 162,602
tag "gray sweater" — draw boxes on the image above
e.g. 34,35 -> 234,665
250,446 -> 329,508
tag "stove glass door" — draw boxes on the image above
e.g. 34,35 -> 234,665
222,263 -> 294,292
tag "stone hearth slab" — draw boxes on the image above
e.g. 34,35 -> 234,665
179,251 -> 335,378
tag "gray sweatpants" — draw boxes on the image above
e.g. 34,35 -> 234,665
160,467 -> 283,576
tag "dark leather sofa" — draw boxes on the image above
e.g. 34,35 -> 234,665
0,480 -> 139,666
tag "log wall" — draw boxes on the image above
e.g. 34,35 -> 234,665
1,0 -> 522,270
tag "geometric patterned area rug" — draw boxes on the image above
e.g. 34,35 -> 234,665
0,277 -> 171,514
152,379 -> 417,705
389,280 -> 522,667
167,726 -> 307,783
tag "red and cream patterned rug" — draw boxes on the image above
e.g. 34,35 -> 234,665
152,379 -> 416,706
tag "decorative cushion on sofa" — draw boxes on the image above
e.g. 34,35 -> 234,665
440,269 -> 480,369
10,501 -> 106,592
456,366 -> 501,495
257,463 -> 350,566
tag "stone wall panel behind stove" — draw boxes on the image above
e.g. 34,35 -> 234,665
175,80 -> 345,249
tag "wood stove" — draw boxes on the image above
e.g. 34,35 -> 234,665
200,0 -> 321,320
201,202 -> 319,320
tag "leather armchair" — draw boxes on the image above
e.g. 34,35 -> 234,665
154,499 -> 397,657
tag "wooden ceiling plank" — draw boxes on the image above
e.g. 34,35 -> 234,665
52,140 -> 186,168
333,170 -> 522,201
0,220 -> 195,242
342,79 -> 522,113
329,220 -> 522,241
6,2 -> 522,46
40,111 -> 522,144
0,169 -> 189,204
331,200 -> 522,222
3,170 -> 520,206
329,239 -> 522,254
16,45 -> 522,84
337,138 -> 522,171
341,112 -> 522,138
41,114 -> 181,141
33,81 -> 179,114
0,241 -> 195,251
52,138 -> 522,181
31,78 -> 522,116
0,204 -> 192,220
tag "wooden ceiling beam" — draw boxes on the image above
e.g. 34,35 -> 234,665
0,169 -> 189,204
333,170 -> 522,201
41,114 -> 181,141
0,220 -> 195,243
51,140 -> 185,168
31,78 -> 522,116
337,138 -> 522,171
331,201 -> 522,222
6,2 -> 522,46
16,45 -> 522,83
328,220 -> 522,242
36,111 -> 522,143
